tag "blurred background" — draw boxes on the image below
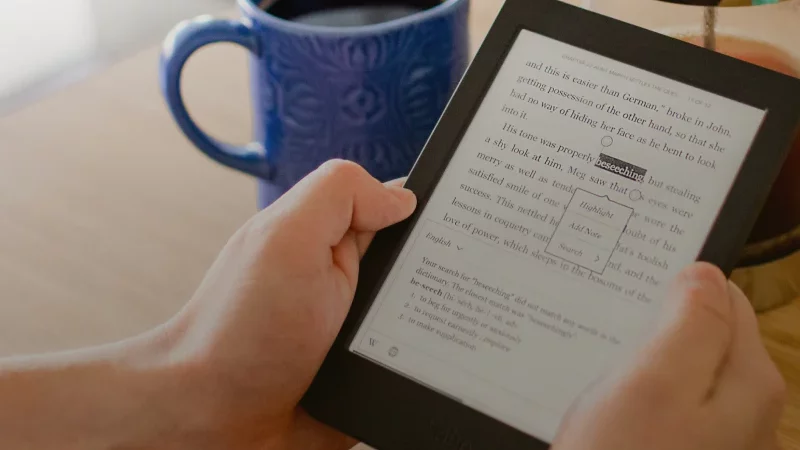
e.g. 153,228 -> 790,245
0,0 -> 234,115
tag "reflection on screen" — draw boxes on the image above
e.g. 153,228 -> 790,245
350,29 -> 765,441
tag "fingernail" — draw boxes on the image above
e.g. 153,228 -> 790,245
675,262 -> 727,296
655,262 -> 731,336
387,185 -> 417,207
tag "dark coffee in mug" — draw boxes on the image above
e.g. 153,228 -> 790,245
264,0 -> 441,26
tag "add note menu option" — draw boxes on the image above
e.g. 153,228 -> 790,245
546,189 -> 633,274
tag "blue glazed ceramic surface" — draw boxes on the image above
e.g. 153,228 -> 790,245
160,0 -> 470,208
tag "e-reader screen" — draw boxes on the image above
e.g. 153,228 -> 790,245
349,29 -> 766,442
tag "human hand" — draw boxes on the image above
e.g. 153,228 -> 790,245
158,160 -> 416,450
553,263 -> 786,450
0,160 -> 415,450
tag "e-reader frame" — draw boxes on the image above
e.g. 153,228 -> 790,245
302,0 -> 800,448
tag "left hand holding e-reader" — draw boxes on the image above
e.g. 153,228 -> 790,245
302,0 -> 800,448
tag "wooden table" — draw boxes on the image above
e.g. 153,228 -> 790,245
0,0 -> 797,448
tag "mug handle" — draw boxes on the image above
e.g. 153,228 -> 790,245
159,17 -> 271,179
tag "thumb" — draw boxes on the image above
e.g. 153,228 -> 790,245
354,177 -> 412,258
640,262 -> 733,400
266,160 -> 417,248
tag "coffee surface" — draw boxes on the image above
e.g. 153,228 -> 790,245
265,0 -> 440,26
293,5 -> 423,26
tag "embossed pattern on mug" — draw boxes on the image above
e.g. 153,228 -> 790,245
252,2 -> 470,186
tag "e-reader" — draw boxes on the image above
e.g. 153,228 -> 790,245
302,0 -> 800,448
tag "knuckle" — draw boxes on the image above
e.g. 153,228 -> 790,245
318,159 -> 365,182
241,214 -> 278,247
314,159 -> 365,211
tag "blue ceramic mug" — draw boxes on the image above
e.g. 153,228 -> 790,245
160,0 -> 470,208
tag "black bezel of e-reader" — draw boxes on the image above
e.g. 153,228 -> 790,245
301,0 -> 800,448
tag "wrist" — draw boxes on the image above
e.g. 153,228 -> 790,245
125,320 -> 289,450
0,323 -> 216,450
111,323 -> 232,450
121,316 -> 358,450
132,324 -> 355,450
